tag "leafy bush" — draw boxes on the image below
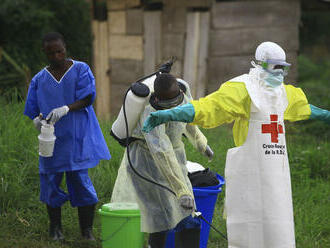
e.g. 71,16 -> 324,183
300,10 -> 330,60
0,99 -> 329,247
0,0 -> 92,98
287,55 -> 330,139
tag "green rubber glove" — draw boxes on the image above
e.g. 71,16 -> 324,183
142,103 -> 195,133
310,104 -> 330,124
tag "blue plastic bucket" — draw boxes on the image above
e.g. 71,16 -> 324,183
194,174 -> 225,191
165,174 -> 225,248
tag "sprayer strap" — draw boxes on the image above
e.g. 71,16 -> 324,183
110,130 -> 142,147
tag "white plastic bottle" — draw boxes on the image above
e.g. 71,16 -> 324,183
38,121 -> 56,157
111,75 -> 156,141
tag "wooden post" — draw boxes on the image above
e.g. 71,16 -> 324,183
92,20 -> 111,120
184,12 -> 200,98
196,12 -> 210,99
143,11 -> 162,75
183,11 -> 210,99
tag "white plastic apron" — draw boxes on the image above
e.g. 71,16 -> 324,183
225,74 -> 296,248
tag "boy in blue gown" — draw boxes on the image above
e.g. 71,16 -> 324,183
24,32 -> 111,241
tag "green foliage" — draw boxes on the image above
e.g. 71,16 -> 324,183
0,54 -> 329,248
0,0 -> 92,97
300,10 -> 330,59
292,178 -> 330,248
286,55 -> 330,139
298,55 -> 330,86
0,97 -> 329,247
288,135 -> 330,180
0,49 -> 31,99
0,97 -> 38,212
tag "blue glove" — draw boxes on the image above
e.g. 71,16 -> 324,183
310,104 -> 330,124
142,103 -> 195,133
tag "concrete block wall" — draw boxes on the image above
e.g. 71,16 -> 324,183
161,6 -> 187,77
208,0 -> 300,92
98,0 -> 301,116
107,0 -> 144,114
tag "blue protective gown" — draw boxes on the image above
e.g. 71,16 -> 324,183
24,60 -> 111,174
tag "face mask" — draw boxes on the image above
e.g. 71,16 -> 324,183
265,72 -> 284,88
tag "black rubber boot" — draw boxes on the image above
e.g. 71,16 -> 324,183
78,204 -> 96,241
175,228 -> 200,248
46,205 -> 64,241
148,231 -> 168,248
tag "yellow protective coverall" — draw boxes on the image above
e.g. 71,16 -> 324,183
191,81 -> 311,146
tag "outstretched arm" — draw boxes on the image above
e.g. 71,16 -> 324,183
143,82 -> 250,133
309,104 -> 330,124
284,85 -> 329,124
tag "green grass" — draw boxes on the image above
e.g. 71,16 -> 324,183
0,101 -> 329,248
0,55 -> 329,247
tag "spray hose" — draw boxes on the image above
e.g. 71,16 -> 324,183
193,211 -> 228,241
120,57 -> 228,242
122,88 -> 177,196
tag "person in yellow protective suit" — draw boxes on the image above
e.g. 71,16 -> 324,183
143,42 -> 330,248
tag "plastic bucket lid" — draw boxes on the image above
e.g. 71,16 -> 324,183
100,202 -> 140,215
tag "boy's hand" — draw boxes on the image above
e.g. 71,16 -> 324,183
46,106 -> 69,123
33,114 -> 43,132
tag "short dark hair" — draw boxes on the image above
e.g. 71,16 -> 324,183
42,32 -> 65,46
154,73 -> 177,94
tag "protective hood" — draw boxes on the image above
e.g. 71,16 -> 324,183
255,41 -> 290,66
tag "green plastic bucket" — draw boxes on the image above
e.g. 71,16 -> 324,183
98,202 -> 144,248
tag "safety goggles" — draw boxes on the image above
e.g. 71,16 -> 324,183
150,90 -> 184,110
257,59 -> 291,76
156,90 -> 184,109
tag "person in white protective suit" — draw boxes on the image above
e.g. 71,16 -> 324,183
111,73 -> 214,248
142,42 -> 330,248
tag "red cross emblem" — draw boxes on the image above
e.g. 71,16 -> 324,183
261,114 -> 284,143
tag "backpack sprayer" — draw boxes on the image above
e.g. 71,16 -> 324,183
111,57 -> 190,147
110,58 -> 227,241
110,57 -> 181,195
